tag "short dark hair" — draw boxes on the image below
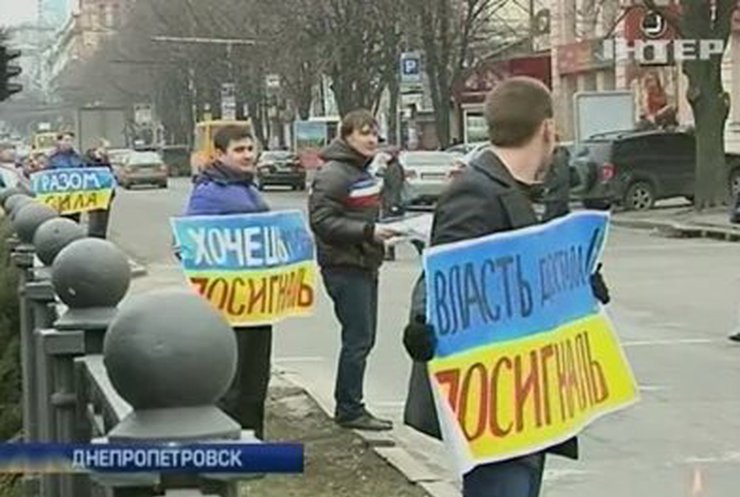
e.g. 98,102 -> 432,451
214,125 -> 253,153
340,109 -> 377,139
57,131 -> 75,140
484,77 -> 553,147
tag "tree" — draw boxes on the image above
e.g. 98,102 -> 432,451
644,0 -> 736,209
406,0 -> 500,147
302,0 -> 404,116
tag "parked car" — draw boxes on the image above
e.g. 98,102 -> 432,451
571,128 -> 740,210
445,141 -> 488,155
255,150 -> 306,191
115,150 -> 168,189
401,151 -> 460,205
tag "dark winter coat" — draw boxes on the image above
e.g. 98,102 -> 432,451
403,148 -> 579,461
542,145 -> 572,222
381,156 -> 405,218
308,139 -> 385,273
47,149 -> 85,169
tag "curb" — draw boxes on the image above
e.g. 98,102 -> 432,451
272,367 -> 461,497
611,216 -> 740,242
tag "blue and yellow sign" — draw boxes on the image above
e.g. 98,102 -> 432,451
423,211 -> 638,473
171,210 -> 316,326
31,167 -> 116,215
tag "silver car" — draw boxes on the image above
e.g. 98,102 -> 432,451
401,151 -> 461,205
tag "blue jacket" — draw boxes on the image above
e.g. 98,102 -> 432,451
48,149 -> 86,169
185,162 -> 269,216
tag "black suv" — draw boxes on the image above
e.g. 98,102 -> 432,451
571,128 -> 740,210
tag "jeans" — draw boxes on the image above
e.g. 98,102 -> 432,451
218,326 -> 272,439
322,268 -> 378,421
463,453 -> 546,497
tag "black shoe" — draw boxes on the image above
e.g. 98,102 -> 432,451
729,332 -> 740,342
336,412 -> 393,431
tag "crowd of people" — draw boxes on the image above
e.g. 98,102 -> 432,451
180,77 -> 609,497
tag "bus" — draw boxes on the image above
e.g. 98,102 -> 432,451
32,132 -> 58,155
190,119 -> 254,178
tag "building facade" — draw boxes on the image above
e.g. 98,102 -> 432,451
46,0 -> 131,93
551,0 -> 740,146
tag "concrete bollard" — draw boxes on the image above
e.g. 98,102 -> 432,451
13,203 -> 59,245
0,187 -> 29,206
33,218 -> 86,267
101,290 -> 245,495
38,237 -> 132,497
5,194 -> 35,220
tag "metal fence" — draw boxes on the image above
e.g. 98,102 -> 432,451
1,188 -> 260,497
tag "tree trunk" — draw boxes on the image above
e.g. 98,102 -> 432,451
691,85 -> 730,209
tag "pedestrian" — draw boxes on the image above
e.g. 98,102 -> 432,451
182,125 -> 272,439
308,109 -> 401,431
85,142 -> 115,239
401,77 -> 611,497
542,138 -> 571,222
48,131 -> 86,223
379,147 -> 405,261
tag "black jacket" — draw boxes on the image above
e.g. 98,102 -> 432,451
403,148 -> 579,461
308,139 -> 385,273
381,157 -> 405,217
542,145 -> 572,221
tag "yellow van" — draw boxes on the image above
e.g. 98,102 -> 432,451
32,132 -> 58,154
190,120 -> 253,178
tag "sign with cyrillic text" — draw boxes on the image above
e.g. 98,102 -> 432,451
31,167 -> 116,214
423,211 -> 638,474
171,210 -> 316,326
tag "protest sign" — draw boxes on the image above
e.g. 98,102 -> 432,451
377,212 -> 433,246
423,211 -> 638,474
171,210 -> 316,326
31,167 -> 116,215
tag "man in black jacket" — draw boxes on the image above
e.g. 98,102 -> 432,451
308,110 -> 400,431
402,77 -> 610,497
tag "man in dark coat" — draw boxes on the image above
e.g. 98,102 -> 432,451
401,77 -> 611,497
542,141 -> 572,222
308,110 -> 400,431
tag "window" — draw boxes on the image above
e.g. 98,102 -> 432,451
128,152 -> 162,165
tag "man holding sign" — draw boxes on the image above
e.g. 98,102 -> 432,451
175,125 -> 279,440
402,78 -> 621,497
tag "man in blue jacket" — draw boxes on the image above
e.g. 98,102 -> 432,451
183,125 -> 271,439
47,132 -> 85,169
47,131 -> 86,222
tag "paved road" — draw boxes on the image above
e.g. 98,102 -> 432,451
112,178 -> 740,496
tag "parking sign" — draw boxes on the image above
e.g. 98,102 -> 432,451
400,52 -> 422,84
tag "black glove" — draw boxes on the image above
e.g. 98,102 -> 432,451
590,263 -> 610,305
403,315 -> 437,362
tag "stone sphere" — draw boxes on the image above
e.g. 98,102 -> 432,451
12,203 -> 58,244
0,187 -> 27,207
103,290 -> 237,409
33,218 -> 87,266
5,194 -> 34,217
52,238 -> 131,308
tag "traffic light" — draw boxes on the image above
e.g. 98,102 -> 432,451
0,45 -> 22,101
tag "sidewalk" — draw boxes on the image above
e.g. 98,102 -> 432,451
611,206 -> 740,241
127,264 -> 444,497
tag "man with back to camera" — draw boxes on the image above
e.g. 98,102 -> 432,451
308,109 -> 401,431
401,77 -> 611,497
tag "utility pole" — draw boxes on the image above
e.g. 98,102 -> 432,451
150,36 -> 258,121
